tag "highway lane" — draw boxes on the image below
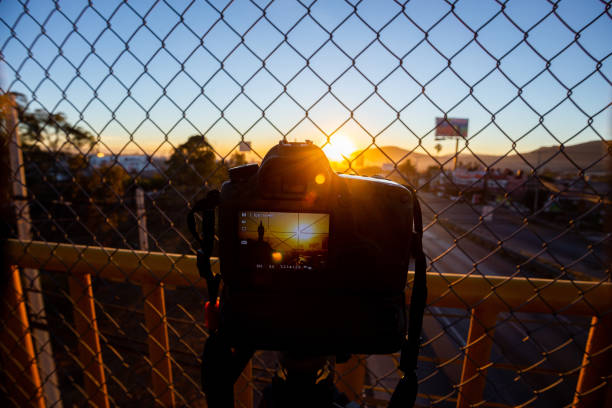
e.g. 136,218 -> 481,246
361,219 -> 588,407
419,192 -> 610,280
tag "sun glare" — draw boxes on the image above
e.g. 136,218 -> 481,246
322,134 -> 355,162
271,251 -> 282,263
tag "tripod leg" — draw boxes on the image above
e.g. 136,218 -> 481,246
202,332 -> 253,408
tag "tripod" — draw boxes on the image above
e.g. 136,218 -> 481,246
201,334 -> 358,408
257,352 -> 359,408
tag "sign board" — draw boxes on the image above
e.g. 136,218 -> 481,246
435,117 -> 468,138
239,141 -> 251,151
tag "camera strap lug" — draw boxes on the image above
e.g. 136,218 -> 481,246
188,190 -> 221,301
205,298 -> 220,331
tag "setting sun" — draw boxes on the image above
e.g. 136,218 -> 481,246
322,134 -> 355,162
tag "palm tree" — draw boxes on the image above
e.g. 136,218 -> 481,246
434,143 -> 442,157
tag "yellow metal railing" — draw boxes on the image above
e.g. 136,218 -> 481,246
4,239 -> 612,407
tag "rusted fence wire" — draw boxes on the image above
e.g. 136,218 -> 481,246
1,0 -> 611,407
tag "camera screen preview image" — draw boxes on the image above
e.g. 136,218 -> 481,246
238,211 -> 329,271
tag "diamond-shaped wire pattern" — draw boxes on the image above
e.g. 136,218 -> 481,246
1,0 -> 611,407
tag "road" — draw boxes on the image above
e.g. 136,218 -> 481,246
420,192 -> 610,280
361,193 -> 594,407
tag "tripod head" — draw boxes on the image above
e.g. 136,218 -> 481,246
259,352 -> 358,408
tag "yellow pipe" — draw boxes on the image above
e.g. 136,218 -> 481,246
418,272 -> 612,315
6,239 -> 611,316
5,239 -> 211,289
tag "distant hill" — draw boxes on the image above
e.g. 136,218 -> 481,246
350,140 -> 611,174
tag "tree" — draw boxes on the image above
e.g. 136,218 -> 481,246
398,158 -> 418,185
79,164 -> 130,201
165,135 -> 226,189
8,93 -> 96,194
425,165 -> 441,179
3,94 -> 130,245
434,143 -> 442,156
227,152 -> 247,168
13,93 -> 95,153
74,163 -> 131,243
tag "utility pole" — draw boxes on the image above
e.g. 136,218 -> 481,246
6,94 -> 63,407
453,137 -> 459,171
136,187 -> 175,406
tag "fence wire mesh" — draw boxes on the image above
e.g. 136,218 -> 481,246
0,0 -> 611,407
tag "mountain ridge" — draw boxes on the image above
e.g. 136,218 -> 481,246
350,140 -> 611,174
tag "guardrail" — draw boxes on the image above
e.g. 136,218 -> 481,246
4,239 -> 612,407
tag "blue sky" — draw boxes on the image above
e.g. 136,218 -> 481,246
1,0 -> 610,160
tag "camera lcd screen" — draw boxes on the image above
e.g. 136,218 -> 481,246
238,211 -> 329,271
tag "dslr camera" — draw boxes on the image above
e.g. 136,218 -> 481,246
192,140 -> 426,407
218,140 -> 416,353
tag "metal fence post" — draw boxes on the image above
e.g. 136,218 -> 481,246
456,305 -> 498,408
68,273 -> 109,408
137,187 -> 175,406
572,313 -> 612,408
6,94 -> 62,406
1,265 -> 45,408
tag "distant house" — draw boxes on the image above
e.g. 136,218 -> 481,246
90,155 -> 166,176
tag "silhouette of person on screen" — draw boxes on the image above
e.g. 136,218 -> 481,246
248,220 -> 273,266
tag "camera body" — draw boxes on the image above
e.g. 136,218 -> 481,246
218,141 -> 415,354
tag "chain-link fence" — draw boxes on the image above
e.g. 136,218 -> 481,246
1,0 -> 611,407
